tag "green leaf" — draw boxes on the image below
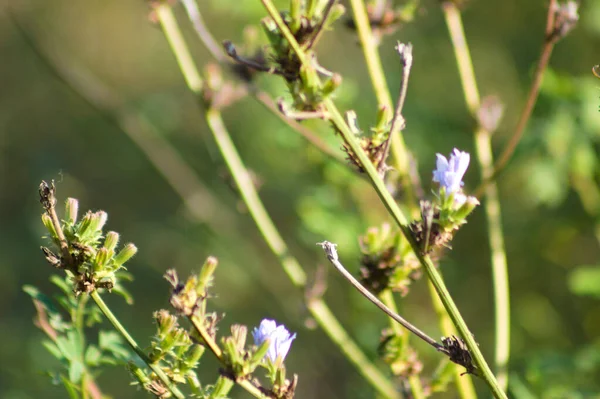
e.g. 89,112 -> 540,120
85,306 -> 103,327
42,340 -> 65,361
56,296 -> 74,314
99,331 -> 130,361
84,345 -> 102,367
23,285 -> 60,316
568,266 -> 600,298
55,336 -> 76,361
60,374 -> 81,399
111,284 -> 134,305
50,275 -> 73,296
68,360 -> 84,384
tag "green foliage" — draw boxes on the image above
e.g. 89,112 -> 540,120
5,0 -> 600,398
23,281 -> 130,397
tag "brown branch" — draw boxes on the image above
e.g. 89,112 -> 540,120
482,0 -> 578,193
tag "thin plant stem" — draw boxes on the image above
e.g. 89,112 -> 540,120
205,109 -> 399,399
381,43 -> 413,173
343,6 -> 474,395
156,5 -> 400,398
258,1 -> 507,396
180,0 -> 228,63
90,291 -> 185,399
379,289 -> 426,399
347,0 -> 415,206
442,2 -> 510,391
305,0 -> 337,50
253,91 -> 347,165
481,0 -> 559,189
426,282 -> 477,399
317,241 -> 441,351
179,0 -> 348,168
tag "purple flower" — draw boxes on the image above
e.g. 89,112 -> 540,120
252,319 -> 296,363
432,148 -> 470,196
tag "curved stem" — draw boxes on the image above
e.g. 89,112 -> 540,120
481,0 -> 558,188
90,291 -> 185,399
156,4 -> 400,398
317,244 -> 442,350
259,1 -> 506,395
379,290 -> 426,399
442,2 -> 510,391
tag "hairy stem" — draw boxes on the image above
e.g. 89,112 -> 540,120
259,1 -> 506,396
442,2 -> 510,391
156,4 -> 400,398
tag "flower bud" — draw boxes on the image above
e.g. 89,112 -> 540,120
65,198 -> 79,224
41,214 -> 57,238
89,211 -> 108,234
127,362 -> 151,386
94,248 -> 110,272
113,243 -> 138,266
154,310 -> 178,340
324,4 -> 346,29
197,256 -> 218,295
454,196 -> 480,221
321,73 -> 342,98
103,231 -> 120,253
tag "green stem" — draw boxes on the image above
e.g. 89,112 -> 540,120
89,291 -> 185,399
345,4 -> 475,395
442,3 -> 510,391
347,0 -> 415,211
211,376 -> 235,398
380,290 -> 425,399
350,0 -> 415,180
427,282 -> 477,399
206,109 -> 399,399
259,1 -> 506,396
156,4 -> 399,398
327,99 -> 506,397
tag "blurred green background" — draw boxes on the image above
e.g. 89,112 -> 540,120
2,0 -> 600,397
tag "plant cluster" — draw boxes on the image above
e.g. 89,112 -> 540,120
25,0 -> 586,398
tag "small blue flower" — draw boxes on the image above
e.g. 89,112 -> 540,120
432,148 -> 470,196
252,319 -> 296,363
